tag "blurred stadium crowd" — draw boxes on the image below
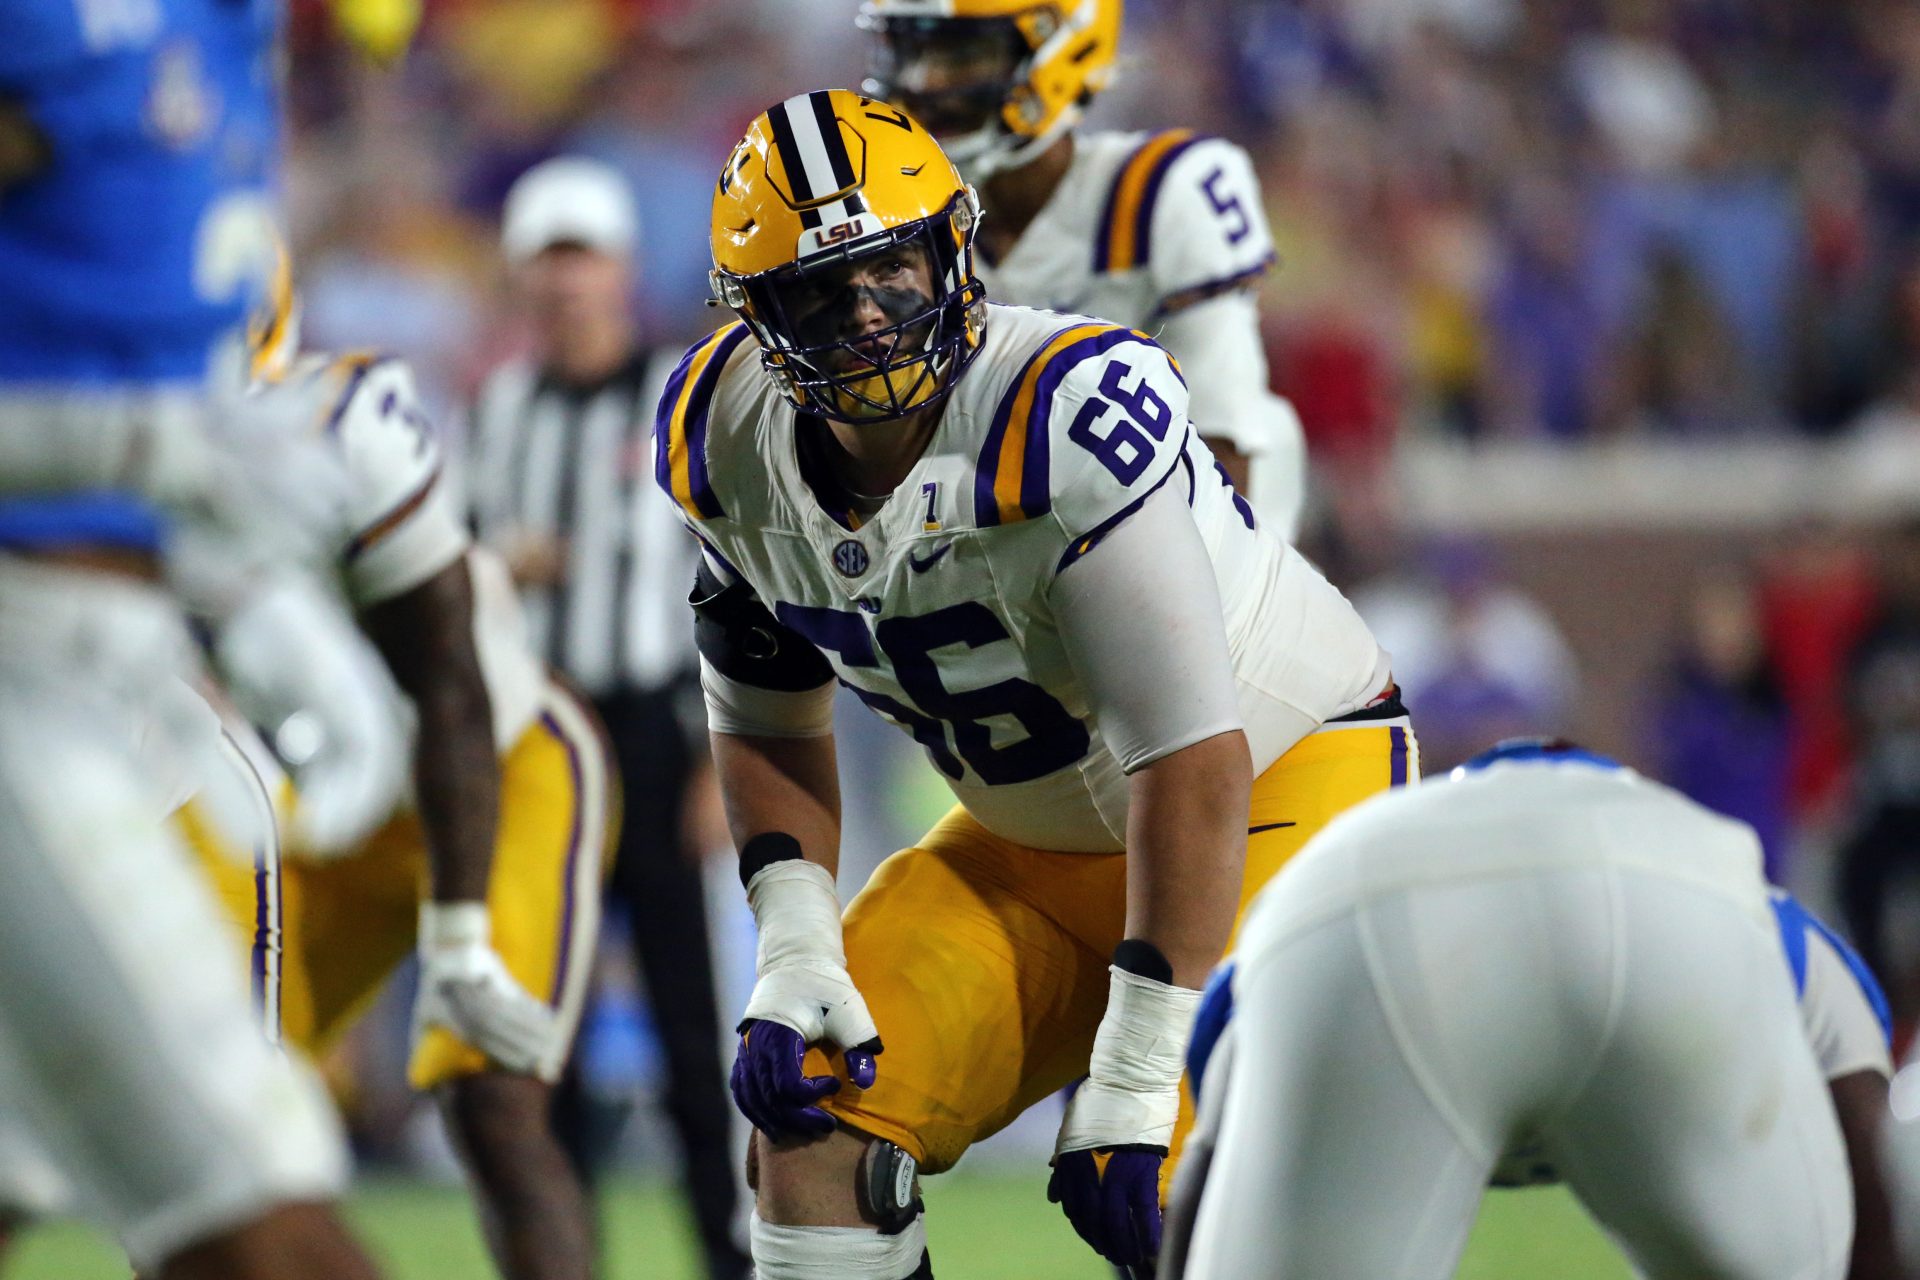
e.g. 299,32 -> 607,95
285,0 -> 1920,451
275,0 -> 1920,1169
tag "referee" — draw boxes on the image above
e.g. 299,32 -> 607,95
468,156 -> 747,1280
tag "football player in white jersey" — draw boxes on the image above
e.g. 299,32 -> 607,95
660,91 -> 1412,1278
1166,740 -> 1899,1280
194,306 -> 616,1280
0,0 -> 388,1272
857,0 -> 1307,538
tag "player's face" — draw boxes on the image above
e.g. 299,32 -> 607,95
875,19 -> 1022,140
774,240 -> 937,375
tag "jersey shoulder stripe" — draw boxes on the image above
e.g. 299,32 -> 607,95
655,322 -> 750,522
974,322 -> 1161,527
1053,434 -> 1186,575
1770,890 -> 1893,1045
1092,129 -> 1205,274
343,469 -> 440,564
1187,962 -> 1235,1097
317,350 -> 389,435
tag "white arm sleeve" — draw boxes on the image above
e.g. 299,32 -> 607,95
1050,485 -> 1244,773
1802,927 -> 1894,1080
1153,293 -> 1307,542
700,655 -> 836,739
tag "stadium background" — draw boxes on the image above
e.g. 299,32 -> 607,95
15,0 -> 1920,1274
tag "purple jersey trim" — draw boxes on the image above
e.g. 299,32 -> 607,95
540,708 -> 589,1007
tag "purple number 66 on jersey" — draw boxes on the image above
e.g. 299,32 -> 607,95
1068,360 -> 1174,486
1202,167 -> 1251,245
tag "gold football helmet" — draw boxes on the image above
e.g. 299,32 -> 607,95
710,89 -> 987,424
857,0 -> 1122,179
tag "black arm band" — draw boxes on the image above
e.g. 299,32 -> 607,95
690,560 -> 835,692
1112,938 -> 1175,985
739,831 -> 807,889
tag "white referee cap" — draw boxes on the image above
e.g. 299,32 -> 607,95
501,156 -> 639,265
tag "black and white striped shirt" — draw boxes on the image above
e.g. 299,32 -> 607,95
466,351 -> 697,698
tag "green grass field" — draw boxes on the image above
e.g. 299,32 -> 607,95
4,1171 -> 1634,1278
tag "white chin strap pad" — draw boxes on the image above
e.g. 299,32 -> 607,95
951,111 -> 1078,184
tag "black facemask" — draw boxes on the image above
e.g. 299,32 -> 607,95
782,279 -> 937,353
862,16 -> 1026,139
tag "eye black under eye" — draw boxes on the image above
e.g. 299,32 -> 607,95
794,281 -> 841,309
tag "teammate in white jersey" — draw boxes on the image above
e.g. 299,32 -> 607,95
202,316 -> 615,1280
661,90 -> 1410,1278
1166,740 -> 1899,1280
857,0 -> 1307,537
0,0 -> 388,1272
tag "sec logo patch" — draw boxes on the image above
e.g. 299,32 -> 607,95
832,539 -> 870,577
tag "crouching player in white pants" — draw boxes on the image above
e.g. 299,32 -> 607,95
1166,739 -> 1901,1280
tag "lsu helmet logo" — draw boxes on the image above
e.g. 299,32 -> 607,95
803,214 -> 878,257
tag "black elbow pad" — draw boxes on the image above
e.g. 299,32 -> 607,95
690,561 -> 834,692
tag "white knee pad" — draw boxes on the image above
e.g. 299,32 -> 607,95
750,1212 -> 927,1280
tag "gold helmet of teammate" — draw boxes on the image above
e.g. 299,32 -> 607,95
244,237 -> 300,385
709,89 -> 987,424
857,0 -> 1122,180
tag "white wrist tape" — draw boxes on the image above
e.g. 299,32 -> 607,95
746,859 -> 846,974
419,900 -> 490,951
1090,965 -> 1203,1094
1057,965 -> 1203,1155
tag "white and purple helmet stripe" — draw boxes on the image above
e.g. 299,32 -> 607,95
767,91 -> 860,231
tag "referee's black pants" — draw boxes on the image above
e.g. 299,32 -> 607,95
553,685 -> 747,1279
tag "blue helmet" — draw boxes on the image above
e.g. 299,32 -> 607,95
1454,737 -> 1623,776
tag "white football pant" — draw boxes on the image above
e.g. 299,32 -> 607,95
0,557 -> 345,1270
1183,863 -> 1853,1280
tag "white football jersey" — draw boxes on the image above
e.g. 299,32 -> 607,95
977,128 -> 1304,531
977,129 -> 1275,330
264,354 -> 546,751
657,304 -> 1383,853
1206,757 -> 1892,1190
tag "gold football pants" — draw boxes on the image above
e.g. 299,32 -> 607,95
809,715 -> 1418,1177
191,685 -> 614,1087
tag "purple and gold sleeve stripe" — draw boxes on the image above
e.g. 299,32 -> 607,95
974,324 -> 1158,527
1052,448 -> 1183,575
654,323 -> 749,522
1150,256 -> 1280,321
320,352 -> 384,436
342,468 -> 440,563
1092,129 -> 1204,275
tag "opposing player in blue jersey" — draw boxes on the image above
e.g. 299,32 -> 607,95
0,3 -> 385,1276
1167,740 -> 1902,1280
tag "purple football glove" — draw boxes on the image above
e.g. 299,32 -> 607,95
730,1018 -> 881,1142
1047,1145 -> 1165,1269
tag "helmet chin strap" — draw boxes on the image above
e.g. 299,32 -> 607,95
948,109 -> 1079,185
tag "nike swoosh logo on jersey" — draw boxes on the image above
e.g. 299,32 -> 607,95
1247,822 -> 1296,835
908,543 -> 952,573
